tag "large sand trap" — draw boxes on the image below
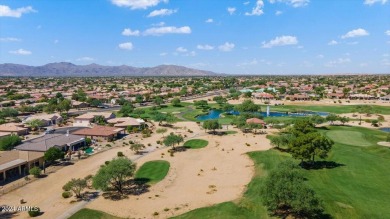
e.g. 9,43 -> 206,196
87,122 -> 273,218
0,122 -> 273,219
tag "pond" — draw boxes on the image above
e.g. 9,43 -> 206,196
196,109 -> 329,121
380,127 -> 390,133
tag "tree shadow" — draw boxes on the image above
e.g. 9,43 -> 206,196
316,126 -> 330,130
300,161 -> 345,170
101,179 -> 150,201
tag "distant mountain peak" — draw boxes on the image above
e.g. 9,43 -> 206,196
0,62 -> 220,77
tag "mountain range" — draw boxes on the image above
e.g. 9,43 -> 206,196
0,62 -> 220,77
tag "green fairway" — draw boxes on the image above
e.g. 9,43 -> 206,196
183,139 -> 209,149
69,208 -> 122,219
326,130 -> 373,147
175,126 -> 390,219
263,104 -> 390,115
135,160 -> 170,184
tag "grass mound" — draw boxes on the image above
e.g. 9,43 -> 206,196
135,160 -> 170,184
69,208 -> 122,219
183,139 -> 209,149
326,130 -> 373,147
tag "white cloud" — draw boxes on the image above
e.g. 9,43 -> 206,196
122,28 -> 140,36
325,58 -> 351,67
0,5 -> 36,18
111,0 -> 168,9
385,30 -> 390,36
262,35 -> 298,48
269,0 -> 310,8
160,52 -> 168,56
245,0 -> 264,16
364,0 -> 388,5
9,48 -> 31,55
244,1 -> 251,5
275,10 -> 283,15
119,42 -> 134,50
143,26 -> 191,35
205,18 -> 213,23
185,51 -> 197,57
0,37 -> 21,42
147,8 -> 177,17
176,47 -> 187,53
317,54 -> 324,59
227,7 -> 236,15
218,42 -> 235,52
341,28 -> 369,39
152,22 -> 165,26
328,40 -> 338,45
77,57 -> 94,62
197,44 -> 214,50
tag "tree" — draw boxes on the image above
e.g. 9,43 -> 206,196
194,100 -> 208,109
25,119 -> 44,131
29,166 -> 41,178
0,134 -> 22,151
213,96 -> 227,105
326,114 -> 338,125
163,133 -> 184,149
119,103 -> 134,117
289,132 -> 334,163
93,157 -> 136,194
262,160 -> 324,218
57,99 -> 71,113
309,115 -> 326,126
156,128 -> 167,137
292,119 -> 315,135
338,116 -> 350,125
44,147 -> 64,163
135,94 -> 143,103
63,178 -> 87,198
133,108 -> 145,118
202,120 -> 221,134
235,99 -> 260,112
93,115 -> 106,125
371,119 -> 379,127
153,96 -> 164,106
171,98 -> 181,107
130,143 -> 145,154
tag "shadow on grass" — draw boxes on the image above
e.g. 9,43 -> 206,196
300,161 -> 345,170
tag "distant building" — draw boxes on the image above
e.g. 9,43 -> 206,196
15,134 -> 85,152
0,123 -> 29,136
23,113 -> 62,127
72,125 -> 124,141
107,117 -> 145,129
73,112 -> 115,127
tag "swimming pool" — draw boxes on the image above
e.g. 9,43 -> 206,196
380,127 -> 390,133
84,147 -> 94,154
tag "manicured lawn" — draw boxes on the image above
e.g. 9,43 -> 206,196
175,126 -> 390,219
326,130 -> 373,147
69,208 -> 122,219
135,160 -> 170,184
183,139 -> 209,149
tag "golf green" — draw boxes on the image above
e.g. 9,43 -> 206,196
326,130 -> 372,147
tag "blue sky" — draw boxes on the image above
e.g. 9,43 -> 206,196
1,0 -> 389,74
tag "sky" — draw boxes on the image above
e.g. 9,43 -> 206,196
1,0 -> 390,75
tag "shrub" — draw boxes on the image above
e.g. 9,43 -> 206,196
106,144 -> 112,147
29,166 -> 41,178
28,207 -> 40,217
117,151 -> 124,157
62,191 -> 72,198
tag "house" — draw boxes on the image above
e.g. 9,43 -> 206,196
107,117 -> 145,129
349,94 -> 376,100
0,150 -> 44,182
72,100 -> 89,109
73,112 -> 115,127
72,125 -> 125,142
286,94 -> 310,101
252,92 -> 274,101
0,123 -> 29,136
327,93 -> 344,99
23,113 -> 63,127
15,134 -> 86,152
